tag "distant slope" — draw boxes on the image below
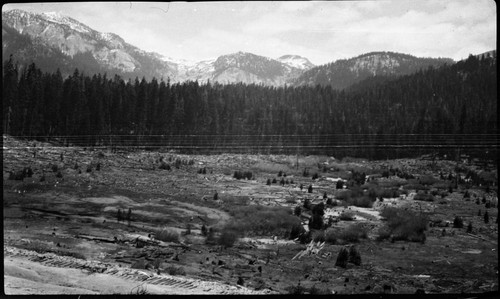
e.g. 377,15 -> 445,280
2,9 -> 176,80
2,9 -> 309,85
293,51 -> 454,90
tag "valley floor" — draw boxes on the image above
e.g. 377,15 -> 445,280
3,135 -> 498,295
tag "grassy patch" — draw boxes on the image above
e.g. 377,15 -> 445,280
325,223 -> 369,244
224,205 -> 300,237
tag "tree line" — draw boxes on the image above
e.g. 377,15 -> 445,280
2,53 -> 497,160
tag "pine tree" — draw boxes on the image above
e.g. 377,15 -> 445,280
294,205 -> 302,217
467,222 -> 473,233
348,245 -> 362,266
335,247 -> 349,268
484,210 -> 489,223
127,208 -> 132,222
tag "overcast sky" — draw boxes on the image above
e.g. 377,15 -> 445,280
2,1 -> 496,65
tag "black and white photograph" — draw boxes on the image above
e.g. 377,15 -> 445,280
2,0 -> 498,295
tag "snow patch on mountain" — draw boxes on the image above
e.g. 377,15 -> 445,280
42,11 -> 91,34
277,55 -> 315,70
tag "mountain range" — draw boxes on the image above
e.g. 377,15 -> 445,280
2,9 -> 458,88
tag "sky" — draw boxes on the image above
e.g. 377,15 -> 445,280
2,1 -> 497,65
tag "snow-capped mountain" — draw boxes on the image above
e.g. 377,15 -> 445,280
293,51 -> 455,90
210,51 -> 303,85
2,9 -> 309,85
2,9 -> 176,79
3,9 -> 457,89
277,55 -> 315,70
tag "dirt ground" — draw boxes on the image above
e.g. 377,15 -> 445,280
3,135 -> 498,295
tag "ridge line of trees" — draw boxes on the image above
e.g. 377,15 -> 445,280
2,54 -> 497,160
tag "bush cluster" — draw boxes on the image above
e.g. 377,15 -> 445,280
413,191 -> 435,202
9,167 -> 34,180
154,228 -> 180,243
379,207 -> 428,242
453,216 -> 464,228
324,223 -> 369,244
233,170 -> 253,180
217,228 -> 239,248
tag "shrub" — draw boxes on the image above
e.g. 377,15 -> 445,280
218,228 -> 239,248
467,222 -> 473,233
201,224 -> 207,236
339,223 -> 368,242
155,228 -> 180,243
453,216 -> 464,228
272,178 -> 277,184
51,164 -> 58,172
205,227 -> 217,245
348,245 -> 362,266
303,198 -> 311,209
308,214 -> 324,230
308,184 -> 313,193
287,284 -> 307,295
414,192 -> 435,202
9,170 -> 25,180
174,158 -> 182,169
165,265 -> 186,276
289,223 -> 306,240
419,175 -> 438,186
303,168 -> 309,177
324,228 -> 338,244
294,205 -> 302,216
56,171 -> 63,178
312,230 -> 325,242
23,167 -> 33,178
312,173 -> 319,180
311,202 -> 325,216
336,190 -> 352,201
266,178 -> 271,185
131,259 -> 148,269
484,211 -> 489,223
339,211 -> 355,221
335,247 -> 349,268
348,196 -> 374,208
309,285 -> 331,295
159,162 -> 171,170
244,171 -> 253,180
336,179 -> 344,189
379,207 -> 428,242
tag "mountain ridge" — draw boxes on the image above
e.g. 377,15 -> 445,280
2,8 -> 468,89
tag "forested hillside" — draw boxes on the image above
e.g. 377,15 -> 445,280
2,53 -> 497,160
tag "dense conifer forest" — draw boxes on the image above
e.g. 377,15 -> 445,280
2,54 -> 497,160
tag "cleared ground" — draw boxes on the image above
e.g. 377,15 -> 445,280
3,135 -> 498,294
